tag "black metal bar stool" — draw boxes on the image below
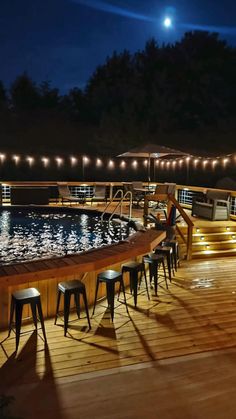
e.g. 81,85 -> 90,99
55,280 -> 91,336
92,270 -> 129,321
121,261 -> 150,307
8,287 -> 47,352
154,245 -> 175,281
143,254 -> 168,296
163,239 -> 180,271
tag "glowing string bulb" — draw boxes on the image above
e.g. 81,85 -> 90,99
70,156 -> 77,166
223,158 -> 229,166
96,158 -> 102,167
203,160 -> 208,168
120,160 -> 126,168
13,155 -> 20,164
194,159 -> 199,167
143,159 -> 148,167
212,160 -> 218,168
132,160 -> 138,168
55,157 -> 63,167
0,153 -> 6,163
179,159 -> 183,166
155,160 -> 160,166
26,156 -> 34,166
83,156 -> 89,165
42,157 -> 49,167
108,159 -> 114,169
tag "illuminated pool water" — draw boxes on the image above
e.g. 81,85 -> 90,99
0,208 -> 132,265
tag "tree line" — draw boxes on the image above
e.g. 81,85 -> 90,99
1,31 -> 236,155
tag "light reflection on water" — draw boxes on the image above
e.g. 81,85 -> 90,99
0,209 -> 133,265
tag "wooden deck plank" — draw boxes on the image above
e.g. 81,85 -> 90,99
1,256 -> 236,384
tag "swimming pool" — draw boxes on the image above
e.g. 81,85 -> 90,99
0,208 -> 133,265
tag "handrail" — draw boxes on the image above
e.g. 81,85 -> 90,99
144,192 -> 194,260
108,191 -> 132,223
101,189 -> 123,222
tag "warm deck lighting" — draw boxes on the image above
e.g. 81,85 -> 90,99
212,160 -> 218,168
0,153 -> 6,162
42,157 -> 49,167
196,228 -> 200,232
13,155 -> 20,164
172,161 -> 176,168
132,160 -> 138,168
194,159 -> 199,167
226,227 -> 230,231
120,160 -> 126,168
200,236 -> 205,240
143,159 -> 148,166
108,159 -> 114,168
55,157 -> 63,167
70,156 -> 77,166
83,156 -> 89,165
179,159 -> 183,167
203,160 -> 208,168
26,156 -> 34,166
223,158 -> 229,166
96,158 -> 102,167
155,160 -> 160,166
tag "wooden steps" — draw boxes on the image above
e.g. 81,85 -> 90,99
177,222 -> 236,259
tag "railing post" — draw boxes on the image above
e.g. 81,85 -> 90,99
187,225 -> 193,260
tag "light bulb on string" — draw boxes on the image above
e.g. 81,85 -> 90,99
55,157 -> 63,167
26,156 -> 34,166
70,156 -> 77,166
132,160 -> 138,169
42,157 -> 49,167
13,155 -> 20,165
120,160 -> 126,169
96,158 -> 102,167
0,153 -> 6,163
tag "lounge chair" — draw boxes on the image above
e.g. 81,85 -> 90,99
192,189 -> 231,221
57,184 -> 86,205
90,185 -> 107,206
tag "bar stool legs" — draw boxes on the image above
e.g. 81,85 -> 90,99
55,280 -> 91,336
8,288 -> 47,352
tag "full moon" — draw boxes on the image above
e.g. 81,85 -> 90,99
163,17 -> 172,28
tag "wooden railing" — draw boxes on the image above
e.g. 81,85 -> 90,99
143,192 -> 194,260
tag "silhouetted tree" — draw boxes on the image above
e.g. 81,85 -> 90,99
10,72 -> 40,111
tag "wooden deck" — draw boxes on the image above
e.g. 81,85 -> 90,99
1,256 -> 236,384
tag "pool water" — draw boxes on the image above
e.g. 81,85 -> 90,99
0,209 -> 132,265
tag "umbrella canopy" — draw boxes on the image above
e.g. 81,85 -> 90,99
118,143 -> 189,182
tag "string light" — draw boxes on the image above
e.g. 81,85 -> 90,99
108,159 -> 114,169
0,153 -> 6,163
55,157 -> 63,167
13,155 -> 20,164
70,156 -> 77,166
96,158 -> 102,167
26,156 -> 34,166
0,151 -> 234,171
83,156 -> 89,165
42,157 -> 49,167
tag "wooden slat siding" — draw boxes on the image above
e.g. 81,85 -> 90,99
0,230 -> 165,328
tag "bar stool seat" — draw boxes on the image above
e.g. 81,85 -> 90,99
9,287 -> 47,352
93,270 -> 129,321
143,253 -> 168,296
121,261 -> 150,307
55,280 -> 91,336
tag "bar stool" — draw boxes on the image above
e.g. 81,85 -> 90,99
154,245 -> 175,281
8,287 -> 47,352
121,261 -> 150,307
143,254 -> 168,296
55,280 -> 91,336
92,270 -> 128,321
163,239 -> 180,271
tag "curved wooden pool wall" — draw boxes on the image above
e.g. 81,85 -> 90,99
0,230 -> 165,330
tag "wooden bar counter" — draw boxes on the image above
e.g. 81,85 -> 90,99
0,229 -> 165,330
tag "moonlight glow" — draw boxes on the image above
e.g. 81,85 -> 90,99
163,17 -> 172,28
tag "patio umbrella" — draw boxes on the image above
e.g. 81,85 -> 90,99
118,143 -> 189,182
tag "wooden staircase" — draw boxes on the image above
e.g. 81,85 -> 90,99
177,224 -> 236,259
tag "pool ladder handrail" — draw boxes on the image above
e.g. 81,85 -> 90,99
100,189 -> 133,223
101,189 -> 124,222
108,191 -> 133,224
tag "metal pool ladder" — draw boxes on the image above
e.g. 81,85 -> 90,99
101,189 -> 133,223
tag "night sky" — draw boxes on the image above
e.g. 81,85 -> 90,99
1,0 -> 236,92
